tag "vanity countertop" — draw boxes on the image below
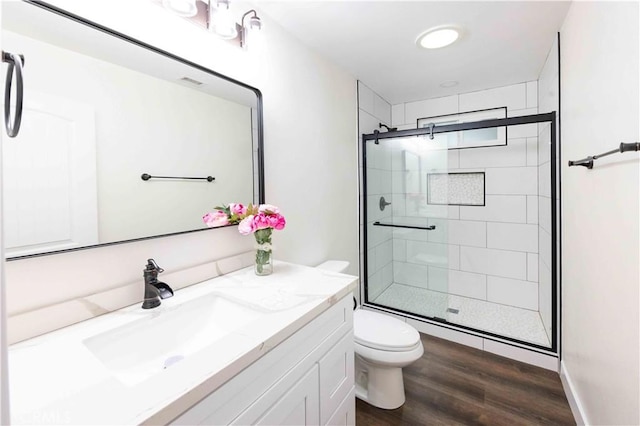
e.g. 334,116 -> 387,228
8,261 -> 358,425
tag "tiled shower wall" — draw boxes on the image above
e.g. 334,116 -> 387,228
357,81 -> 393,302
388,81 -> 544,315
537,37 -> 559,340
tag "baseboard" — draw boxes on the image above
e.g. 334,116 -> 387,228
560,360 -> 588,425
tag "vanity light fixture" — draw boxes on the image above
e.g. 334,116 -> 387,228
162,0 -> 198,17
416,26 -> 460,49
240,10 -> 262,48
158,0 -> 263,48
208,0 -> 238,40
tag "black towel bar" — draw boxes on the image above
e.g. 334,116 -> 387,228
568,142 -> 640,169
141,173 -> 215,182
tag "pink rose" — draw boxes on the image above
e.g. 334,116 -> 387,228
268,213 -> 286,230
253,213 -> 272,231
229,203 -> 247,216
258,204 -> 280,214
203,210 -> 229,227
238,215 -> 256,235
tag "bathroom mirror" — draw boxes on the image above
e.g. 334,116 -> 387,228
1,1 -> 264,259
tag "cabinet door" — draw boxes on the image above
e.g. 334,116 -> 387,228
233,365 -> 320,426
319,331 -> 354,424
326,388 -> 355,426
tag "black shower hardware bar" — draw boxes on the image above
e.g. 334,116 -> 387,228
3,51 -> 25,138
373,221 -> 436,231
364,112 -> 555,143
141,173 -> 215,182
568,142 -> 640,169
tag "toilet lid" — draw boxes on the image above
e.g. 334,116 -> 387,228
354,310 -> 420,351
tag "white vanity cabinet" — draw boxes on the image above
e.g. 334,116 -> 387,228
171,295 -> 355,426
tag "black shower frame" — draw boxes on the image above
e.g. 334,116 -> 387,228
361,111 -> 559,354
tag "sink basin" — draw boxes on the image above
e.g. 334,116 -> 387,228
83,294 -> 266,386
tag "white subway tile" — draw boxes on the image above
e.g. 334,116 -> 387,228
539,162 -> 551,198
509,123 -> 538,138
406,240 -> 448,268
358,82 -> 375,116
367,270 -> 383,300
374,93 -> 392,124
448,206 -> 460,219
459,138 -> 527,168
427,267 -> 448,292
486,167 -> 538,195
526,81 -> 538,108
393,261 -> 429,288
367,222 -> 392,247
459,83 -> 526,111
391,193 -> 406,217
448,269 -> 487,299
538,122 -> 552,164
538,261 -> 552,337
393,239 -> 406,262
527,196 -> 539,224
460,195 -> 527,223
359,109 -> 379,136
460,246 -> 527,280
448,244 -> 461,269
391,170 -> 404,194
375,239 -> 393,268
539,227 -> 552,270
527,253 -> 539,282
367,248 -> 376,276
487,276 -> 538,310
405,95 -> 458,123
487,223 -> 538,253
508,107 -> 538,118
391,104 -> 405,126
448,220 -> 487,247
538,195 -> 551,233
526,137 -> 539,167
381,263 -> 394,288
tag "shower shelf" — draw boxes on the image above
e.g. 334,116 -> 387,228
373,221 -> 436,231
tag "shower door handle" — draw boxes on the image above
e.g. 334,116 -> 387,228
3,51 -> 25,138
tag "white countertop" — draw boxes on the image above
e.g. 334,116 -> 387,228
8,261 -> 358,425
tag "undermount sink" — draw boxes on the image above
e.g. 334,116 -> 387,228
83,293 -> 266,386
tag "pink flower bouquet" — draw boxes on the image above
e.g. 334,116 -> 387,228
203,203 -> 286,275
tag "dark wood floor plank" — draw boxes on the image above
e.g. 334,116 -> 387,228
356,333 -> 575,426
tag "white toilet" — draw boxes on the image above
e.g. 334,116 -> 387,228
316,260 -> 424,410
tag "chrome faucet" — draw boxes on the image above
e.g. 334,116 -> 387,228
142,258 -> 174,309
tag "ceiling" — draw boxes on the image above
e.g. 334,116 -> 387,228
255,1 -> 571,104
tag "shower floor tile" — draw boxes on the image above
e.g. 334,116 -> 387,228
373,283 -> 551,347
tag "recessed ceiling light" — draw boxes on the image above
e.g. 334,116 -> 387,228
439,80 -> 459,88
416,27 -> 460,49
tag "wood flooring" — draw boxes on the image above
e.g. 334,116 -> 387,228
355,333 -> 575,425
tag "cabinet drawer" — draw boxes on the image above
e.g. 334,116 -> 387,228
319,331 -> 354,425
233,365 -> 319,426
325,387 -> 355,426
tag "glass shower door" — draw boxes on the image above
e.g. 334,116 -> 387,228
364,134 -> 452,321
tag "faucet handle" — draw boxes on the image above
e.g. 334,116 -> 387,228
146,258 -> 164,274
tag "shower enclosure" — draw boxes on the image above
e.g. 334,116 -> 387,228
362,112 -> 558,352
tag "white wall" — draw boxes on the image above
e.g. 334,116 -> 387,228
560,2 -> 639,424
3,0 -> 358,342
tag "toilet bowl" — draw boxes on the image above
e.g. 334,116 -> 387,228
353,309 -> 423,409
316,260 -> 424,410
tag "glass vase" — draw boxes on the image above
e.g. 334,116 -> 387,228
254,228 -> 273,276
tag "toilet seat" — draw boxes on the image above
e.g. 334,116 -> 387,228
354,309 -> 421,352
